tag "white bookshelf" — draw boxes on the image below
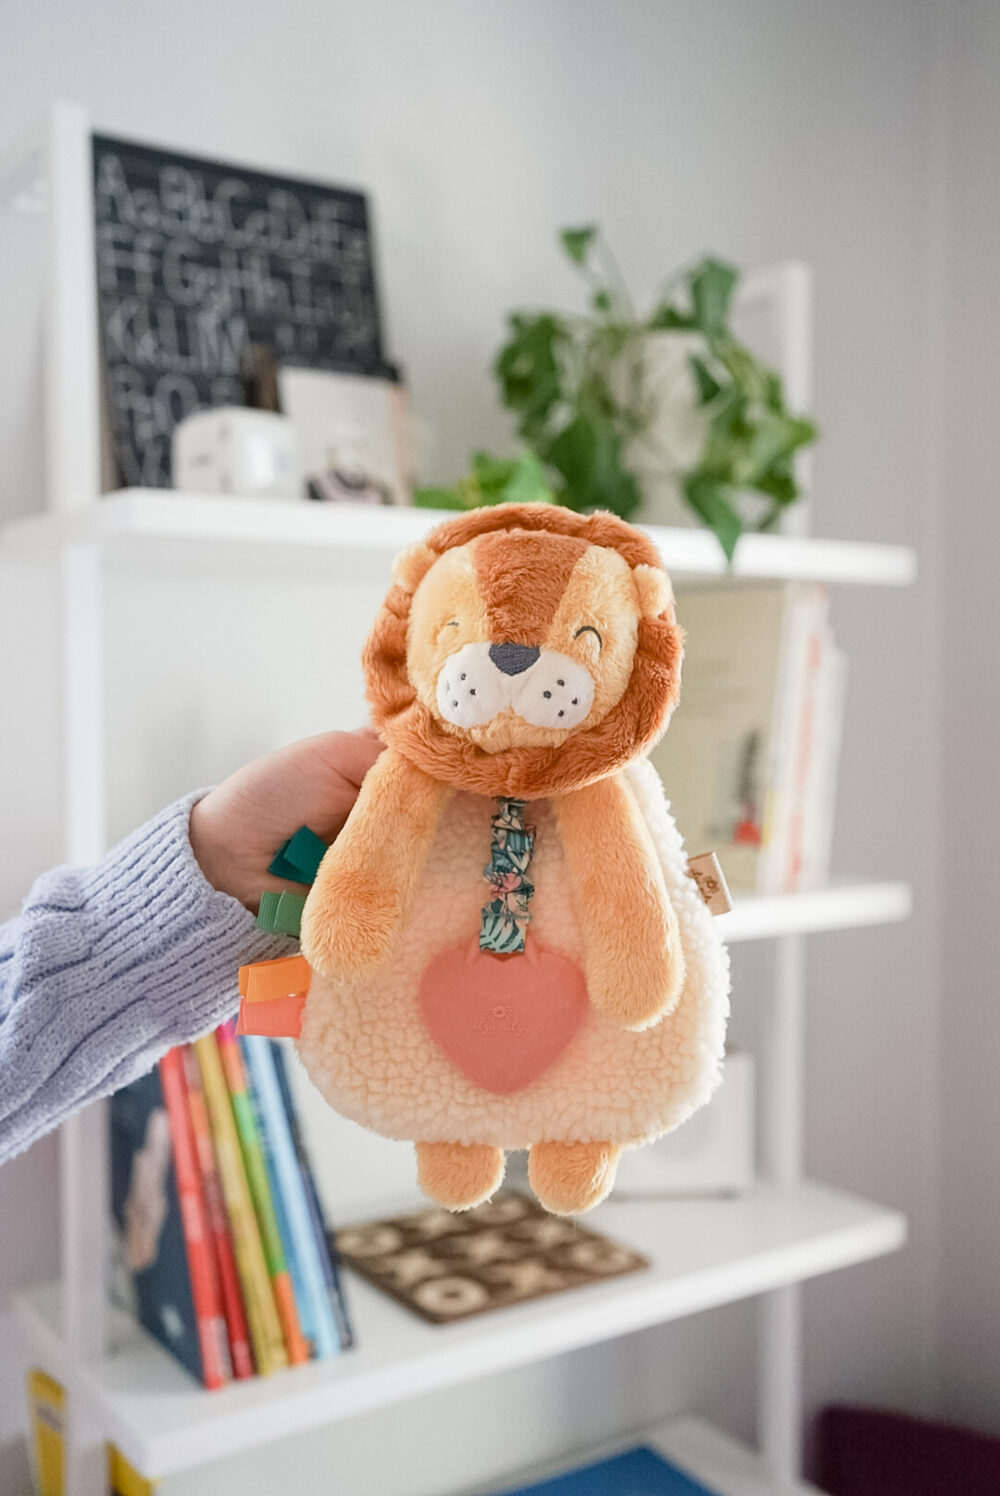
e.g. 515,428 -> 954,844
719,880 -> 911,943
15,1182 -> 904,1481
2,103 -> 917,1496
1,487 -> 918,587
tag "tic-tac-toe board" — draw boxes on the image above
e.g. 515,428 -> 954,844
334,1190 -> 648,1324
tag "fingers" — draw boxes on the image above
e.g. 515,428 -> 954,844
295,728 -> 384,790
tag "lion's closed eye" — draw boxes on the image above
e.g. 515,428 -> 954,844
574,625 -> 603,652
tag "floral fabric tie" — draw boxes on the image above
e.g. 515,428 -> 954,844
480,798 -> 536,954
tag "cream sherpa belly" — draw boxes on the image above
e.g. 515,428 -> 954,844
298,759 -> 730,1149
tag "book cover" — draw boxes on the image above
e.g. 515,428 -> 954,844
780,611 -> 828,892
652,581 -> 827,893
110,1066 -> 206,1386
182,1045 -> 254,1379
26,1369 -> 65,1496
157,1049 -> 231,1389
756,583 -> 829,893
194,1033 -> 288,1376
802,640 -> 848,889
271,1040 -> 355,1350
496,1445 -> 716,1495
25,1370 -> 158,1496
241,1035 -> 342,1359
217,1019 -> 309,1365
239,1036 -> 316,1357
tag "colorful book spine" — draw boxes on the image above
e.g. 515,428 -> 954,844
217,1020 -> 309,1366
182,1046 -> 254,1380
241,1036 -> 341,1360
194,1033 -> 288,1376
271,1040 -> 354,1350
157,1049 -> 231,1390
240,1036 -> 320,1357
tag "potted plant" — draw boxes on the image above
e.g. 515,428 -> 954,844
416,227 -> 817,561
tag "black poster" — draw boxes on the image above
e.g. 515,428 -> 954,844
92,133 -> 388,488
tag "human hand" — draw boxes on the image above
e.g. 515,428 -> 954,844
188,728 -> 383,911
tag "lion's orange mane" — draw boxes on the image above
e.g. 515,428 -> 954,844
363,504 -> 684,798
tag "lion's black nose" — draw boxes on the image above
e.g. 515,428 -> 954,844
489,642 -> 540,676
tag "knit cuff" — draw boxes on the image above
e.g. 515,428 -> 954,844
76,789 -> 296,1040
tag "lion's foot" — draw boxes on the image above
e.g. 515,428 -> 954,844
528,1140 -> 621,1215
415,1141 -> 506,1211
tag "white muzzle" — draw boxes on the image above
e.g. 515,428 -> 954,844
436,643 -> 595,731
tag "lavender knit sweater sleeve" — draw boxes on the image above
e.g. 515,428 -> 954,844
0,792 -> 293,1165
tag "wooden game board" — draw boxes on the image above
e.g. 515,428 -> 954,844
333,1190 -> 648,1325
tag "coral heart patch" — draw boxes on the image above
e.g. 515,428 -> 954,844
418,939 -> 588,1095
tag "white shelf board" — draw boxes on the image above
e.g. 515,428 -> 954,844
481,1415 -> 821,1495
14,1179 -> 905,1479
720,879 -> 911,942
1,490 -> 918,585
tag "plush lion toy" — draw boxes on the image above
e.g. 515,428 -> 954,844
285,503 -> 730,1215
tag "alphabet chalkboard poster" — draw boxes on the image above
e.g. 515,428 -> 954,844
92,133 -> 389,489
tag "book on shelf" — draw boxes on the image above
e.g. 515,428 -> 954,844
155,1049 -> 232,1388
181,1046 -> 254,1379
193,1030 -> 289,1377
110,1025 -> 352,1389
652,580 -> 847,895
497,1444 -> 718,1495
110,1064 -> 225,1388
270,1038 -> 356,1350
216,1019 -> 310,1365
240,1033 -> 342,1360
26,1369 -> 157,1496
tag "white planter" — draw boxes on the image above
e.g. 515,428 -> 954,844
626,331 -> 711,528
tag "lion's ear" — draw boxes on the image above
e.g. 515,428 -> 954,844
392,543 -> 437,594
633,563 -> 675,620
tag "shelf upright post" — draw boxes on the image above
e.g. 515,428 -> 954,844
59,541 -> 110,1496
37,96 -> 110,1496
757,931 -> 806,1485
45,99 -> 100,514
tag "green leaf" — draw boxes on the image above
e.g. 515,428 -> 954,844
494,312 -> 567,438
647,304 -> 695,332
471,451 -> 519,491
683,475 -> 743,562
689,258 -> 738,342
701,386 -> 748,472
500,451 -> 556,506
688,354 -> 723,405
752,460 -> 799,506
739,413 -> 817,485
560,225 -> 598,265
592,289 -> 612,313
413,486 -> 469,511
544,412 -> 640,518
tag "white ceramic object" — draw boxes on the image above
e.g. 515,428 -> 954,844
171,407 -> 302,498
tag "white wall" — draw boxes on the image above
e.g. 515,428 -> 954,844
936,0 -> 1000,1436
0,0 -> 954,1489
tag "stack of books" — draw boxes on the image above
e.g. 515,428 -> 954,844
653,581 -> 847,895
110,1024 -> 352,1389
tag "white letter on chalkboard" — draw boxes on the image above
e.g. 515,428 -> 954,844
162,240 -> 207,307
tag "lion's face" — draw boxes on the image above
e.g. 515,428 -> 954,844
363,504 -> 683,798
407,536 -> 643,753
